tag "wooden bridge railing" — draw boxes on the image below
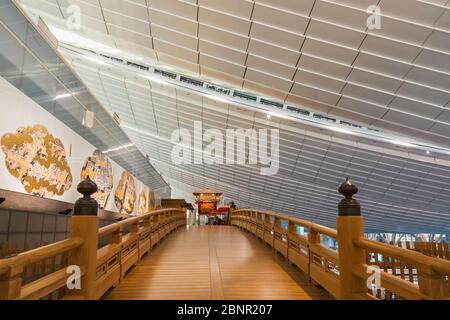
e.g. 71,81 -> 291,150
399,241 -> 449,260
0,178 -> 186,300
230,179 -> 450,300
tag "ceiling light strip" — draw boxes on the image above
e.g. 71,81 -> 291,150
61,44 -> 450,156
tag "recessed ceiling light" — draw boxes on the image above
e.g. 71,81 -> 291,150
55,93 -> 72,100
82,55 -> 108,66
329,127 -> 354,135
388,140 -> 415,148
266,114 -> 272,120
205,94 -> 229,104
102,143 -> 134,154
426,150 -> 431,155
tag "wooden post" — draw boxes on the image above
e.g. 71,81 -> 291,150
417,264 -> 449,299
307,228 -> 320,282
143,216 -> 151,229
228,208 -> 233,225
0,266 -> 23,299
67,177 -> 99,300
336,178 -> 367,300
111,228 -> 122,245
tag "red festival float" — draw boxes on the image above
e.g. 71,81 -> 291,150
193,189 -> 228,225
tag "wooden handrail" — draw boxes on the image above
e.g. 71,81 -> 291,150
231,208 -> 341,298
19,267 -> 86,300
0,237 -> 83,276
98,224 -> 121,238
0,205 -> 186,300
230,205 -> 450,300
352,264 -> 424,300
354,238 -> 450,275
310,223 -> 337,239
234,209 -> 338,239
0,177 -> 188,301
98,208 -> 183,238
91,208 -> 186,300
309,243 -> 339,265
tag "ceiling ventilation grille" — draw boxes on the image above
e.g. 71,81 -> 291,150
154,68 -> 177,79
261,98 -> 283,109
233,90 -> 257,102
88,50 -> 384,136
180,76 -> 203,87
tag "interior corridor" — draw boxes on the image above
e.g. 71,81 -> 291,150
104,226 -> 331,300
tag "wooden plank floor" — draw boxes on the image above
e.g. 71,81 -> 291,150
104,226 -> 332,300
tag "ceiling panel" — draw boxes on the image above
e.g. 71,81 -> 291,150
16,0 -> 450,234
19,0 -> 450,146
62,59 -> 450,233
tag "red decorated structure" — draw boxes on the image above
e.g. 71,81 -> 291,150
193,189 -> 225,225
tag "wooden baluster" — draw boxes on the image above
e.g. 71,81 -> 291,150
264,213 -> 272,247
130,220 -> 139,236
273,217 -> 281,253
58,251 -> 69,298
307,228 -> 320,282
143,216 -> 151,230
385,255 -> 392,300
130,219 -> 140,263
111,227 -> 122,245
274,217 -> 280,234
444,242 -> 449,260
417,263 -> 449,299
336,178 -> 367,300
287,221 -> 296,264
398,256 -> 406,285
414,242 -> 420,253
66,178 -> 99,300
287,221 -> 296,243
438,242 -> 444,259
157,213 -> 162,242
0,265 -> 23,300
425,242 -> 431,256
404,243 -> 415,283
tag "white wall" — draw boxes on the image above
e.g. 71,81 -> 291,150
0,76 -> 160,215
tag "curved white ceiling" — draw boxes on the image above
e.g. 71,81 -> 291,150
62,53 -> 450,234
18,0 -> 450,148
16,0 -> 450,233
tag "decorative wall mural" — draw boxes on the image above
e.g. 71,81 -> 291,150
1,125 -> 73,197
80,150 -> 113,209
114,171 -> 136,214
148,191 -> 157,211
138,191 -> 147,215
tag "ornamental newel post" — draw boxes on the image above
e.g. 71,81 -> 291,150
67,178 -> 99,300
338,178 -> 361,217
337,178 -> 367,300
74,177 -> 98,216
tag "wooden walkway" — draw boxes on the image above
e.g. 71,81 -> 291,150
104,226 -> 331,300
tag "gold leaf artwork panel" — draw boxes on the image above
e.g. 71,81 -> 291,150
81,150 -> 113,209
114,171 -> 136,214
1,125 -> 73,197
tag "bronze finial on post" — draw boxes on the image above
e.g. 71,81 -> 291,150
338,178 -> 361,217
336,177 -> 366,299
74,177 -> 98,216
67,177 -> 99,299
